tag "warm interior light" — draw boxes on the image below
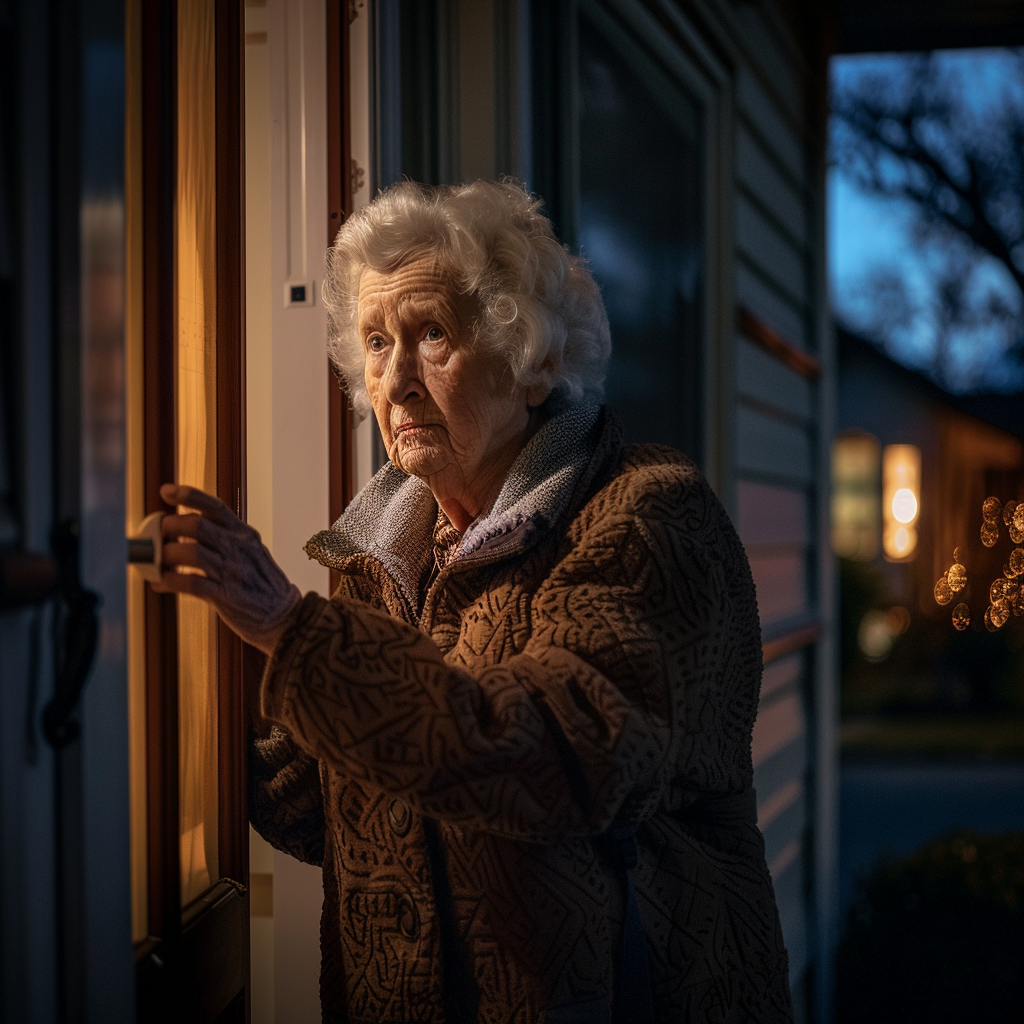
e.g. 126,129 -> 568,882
883,444 -> 921,561
831,432 -> 881,560
891,487 -> 918,524
857,605 -> 913,661
891,525 -> 918,558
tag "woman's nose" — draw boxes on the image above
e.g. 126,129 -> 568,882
382,338 -> 426,405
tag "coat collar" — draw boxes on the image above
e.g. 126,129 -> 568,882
304,401 -> 614,609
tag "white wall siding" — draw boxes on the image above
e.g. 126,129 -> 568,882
736,261 -> 808,350
716,2 -> 832,1016
737,406 -> 814,483
736,66 -> 805,183
736,195 -> 808,305
737,125 -> 808,245
738,338 -> 815,419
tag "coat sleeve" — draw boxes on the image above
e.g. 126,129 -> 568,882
249,723 -> 326,865
259,490 -> 749,842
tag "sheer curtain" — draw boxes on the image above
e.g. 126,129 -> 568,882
176,0 -> 219,906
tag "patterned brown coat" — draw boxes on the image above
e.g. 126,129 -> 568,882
251,404 -> 793,1023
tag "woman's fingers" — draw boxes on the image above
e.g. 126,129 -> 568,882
160,482 -> 240,529
161,512 -> 204,541
153,480 -> 300,655
161,540 -> 222,579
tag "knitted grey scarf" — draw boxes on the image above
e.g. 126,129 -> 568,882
304,401 -> 602,610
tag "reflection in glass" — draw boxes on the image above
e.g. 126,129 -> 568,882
578,17 -> 704,459
125,0 -> 148,942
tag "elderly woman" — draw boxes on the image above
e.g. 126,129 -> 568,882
156,180 -> 792,1024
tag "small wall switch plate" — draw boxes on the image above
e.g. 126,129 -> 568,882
284,280 -> 314,307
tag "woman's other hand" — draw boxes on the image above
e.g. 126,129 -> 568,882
153,482 -> 303,656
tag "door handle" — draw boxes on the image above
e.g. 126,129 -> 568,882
43,520 -> 100,749
127,511 -> 165,582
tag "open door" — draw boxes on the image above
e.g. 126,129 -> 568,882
126,1 -> 251,1019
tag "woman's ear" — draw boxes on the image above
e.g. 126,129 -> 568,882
525,354 -> 557,408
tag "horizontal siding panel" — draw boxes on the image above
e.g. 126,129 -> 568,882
750,548 -> 807,624
732,5 -> 804,128
757,777 -> 803,831
762,791 -> 806,869
770,838 -> 801,881
736,126 -> 806,244
752,691 -> 805,767
736,66 -> 804,185
752,732 -> 807,805
738,480 -> 809,547
736,195 -> 805,305
737,405 -> 812,483
759,651 -> 802,702
737,337 -> 813,422
735,261 -> 807,351
772,850 -> 808,981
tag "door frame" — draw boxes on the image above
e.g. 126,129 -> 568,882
134,0 -> 251,1019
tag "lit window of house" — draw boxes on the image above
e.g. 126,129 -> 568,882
832,432 -> 881,560
883,444 -> 922,561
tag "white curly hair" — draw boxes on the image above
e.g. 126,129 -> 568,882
322,178 -> 611,420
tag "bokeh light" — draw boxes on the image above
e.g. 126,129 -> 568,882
858,610 -> 894,660
951,603 -> 970,630
891,487 -> 918,524
885,606 -> 911,635
1009,547 -> 1024,576
947,562 -> 966,592
989,599 -> 1010,629
982,496 -> 1002,523
882,444 -> 920,561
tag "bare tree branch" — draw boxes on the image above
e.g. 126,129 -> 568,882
831,51 -> 1024,390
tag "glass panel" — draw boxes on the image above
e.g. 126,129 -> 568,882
577,17 -> 705,459
125,0 -> 148,943
832,432 -> 881,561
177,0 -> 219,906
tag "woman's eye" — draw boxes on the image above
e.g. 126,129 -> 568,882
424,326 -> 444,343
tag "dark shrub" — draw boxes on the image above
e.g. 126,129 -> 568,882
836,830 -> 1024,1023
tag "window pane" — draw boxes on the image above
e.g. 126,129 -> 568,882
578,17 -> 705,460
177,0 -> 219,907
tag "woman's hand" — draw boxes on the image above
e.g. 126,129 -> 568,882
153,483 -> 303,656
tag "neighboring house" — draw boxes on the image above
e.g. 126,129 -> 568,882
836,327 -> 1024,626
2,3 -> 1021,1024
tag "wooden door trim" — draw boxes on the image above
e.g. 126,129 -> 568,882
327,0 -> 354,541
181,881 -> 248,1016
138,3 -> 251,1020
214,0 -> 250,893
141,0 -> 182,946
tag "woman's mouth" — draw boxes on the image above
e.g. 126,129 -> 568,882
394,422 -> 439,437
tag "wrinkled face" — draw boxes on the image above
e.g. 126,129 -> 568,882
358,254 -> 535,515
